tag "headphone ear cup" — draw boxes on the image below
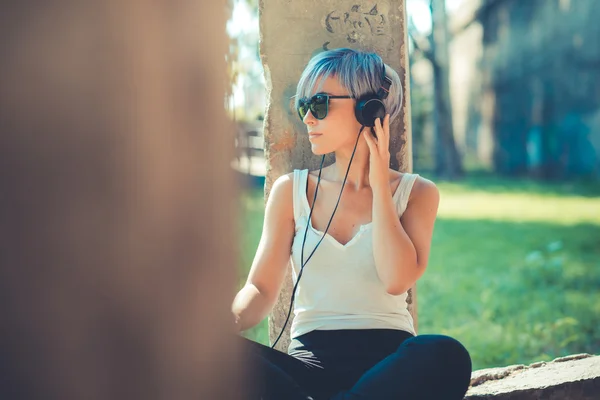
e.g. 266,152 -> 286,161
355,97 -> 386,127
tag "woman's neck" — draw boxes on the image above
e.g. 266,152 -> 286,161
328,139 -> 372,191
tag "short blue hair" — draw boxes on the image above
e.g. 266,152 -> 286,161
295,48 -> 403,123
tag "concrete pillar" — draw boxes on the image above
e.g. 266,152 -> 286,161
0,1 -> 241,399
260,0 -> 415,351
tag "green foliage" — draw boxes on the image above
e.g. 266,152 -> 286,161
237,175 -> 600,370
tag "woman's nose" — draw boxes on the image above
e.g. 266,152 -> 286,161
303,110 -> 317,125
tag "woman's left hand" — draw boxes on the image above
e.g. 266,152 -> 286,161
363,114 -> 391,192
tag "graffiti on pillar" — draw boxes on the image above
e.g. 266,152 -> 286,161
322,3 -> 394,52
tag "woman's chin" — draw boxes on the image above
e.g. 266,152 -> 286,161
310,145 -> 329,156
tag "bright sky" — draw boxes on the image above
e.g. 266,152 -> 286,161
227,1 -> 257,37
408,0 -> 466,33
227,0 -> 466,37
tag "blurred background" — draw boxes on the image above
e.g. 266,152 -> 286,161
227,0 -> 600,371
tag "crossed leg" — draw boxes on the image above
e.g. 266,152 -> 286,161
330,334 -> 472,400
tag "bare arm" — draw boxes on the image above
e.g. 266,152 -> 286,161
371,177 -> 440,295
232,173 -> 295,331
364,116 -> 440,295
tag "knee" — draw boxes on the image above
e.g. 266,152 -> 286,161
435,335 -> 471,373
402,334 -> 472,376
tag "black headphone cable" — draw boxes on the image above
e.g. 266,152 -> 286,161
271,126 -> 366,349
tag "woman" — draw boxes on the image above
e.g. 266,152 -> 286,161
232,48 -> 472,400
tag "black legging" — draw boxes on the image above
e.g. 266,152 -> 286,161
240,329 -> 472,400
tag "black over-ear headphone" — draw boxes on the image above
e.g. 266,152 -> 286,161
354,59 -> 392,128
271,55 -> 393,349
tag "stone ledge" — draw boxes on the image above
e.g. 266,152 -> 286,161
465,353 -> 600,399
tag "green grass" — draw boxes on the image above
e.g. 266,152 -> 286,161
237,174 -> 600,370
237,188 -> 271,345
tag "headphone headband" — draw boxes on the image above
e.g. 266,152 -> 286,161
354,57 -> 392,128
376,59 -> 392,100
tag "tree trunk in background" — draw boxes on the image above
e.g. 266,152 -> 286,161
431,0 -> 464,179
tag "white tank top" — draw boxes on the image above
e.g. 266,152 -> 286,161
289,169 -> 419,339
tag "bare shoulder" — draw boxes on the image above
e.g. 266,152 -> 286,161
387,169 -> 403,189
271,172 -> 294,188
263,173 -> 295,221
268,172 -> 294,203
409,175 -> 440,207
389,168 -> 402,180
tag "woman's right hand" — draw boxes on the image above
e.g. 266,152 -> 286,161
232,312 -> 242,333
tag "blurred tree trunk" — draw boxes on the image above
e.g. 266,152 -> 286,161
431,0 -> 464,179
0,2 -> 243,399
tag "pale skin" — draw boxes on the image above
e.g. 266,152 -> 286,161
232,76 -> 440,332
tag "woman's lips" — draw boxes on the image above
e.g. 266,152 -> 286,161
308,132 -> 322,140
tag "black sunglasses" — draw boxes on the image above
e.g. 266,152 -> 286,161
297,93 -> 353,120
